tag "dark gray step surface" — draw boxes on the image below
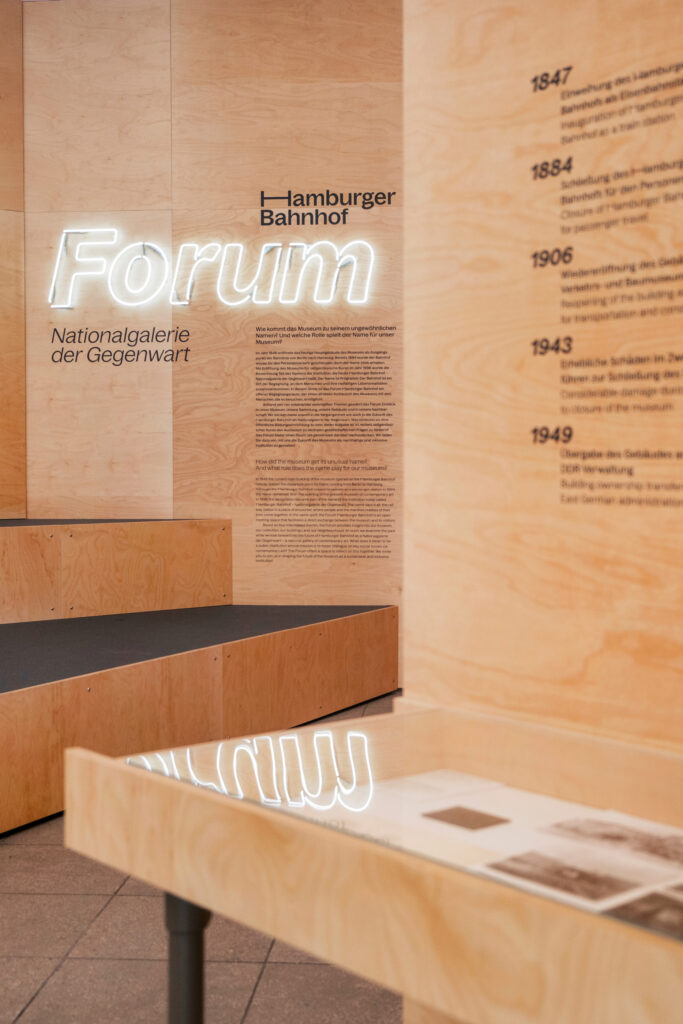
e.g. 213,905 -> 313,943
0,605 -> 385,694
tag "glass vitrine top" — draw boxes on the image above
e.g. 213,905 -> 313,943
126,709 -> 683,944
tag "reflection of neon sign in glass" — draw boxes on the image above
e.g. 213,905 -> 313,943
48,229 -> 375,308
131,730 -> 374,813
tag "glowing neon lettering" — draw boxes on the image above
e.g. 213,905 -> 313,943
128,730 -> 374,812
279,241 -> 374,305
170,242 -> 222,305
216,243 -> 282,306
279,731 -> 373,812
49,228 -> 118,308
108,242 -> 169,307
48,229 -> 375,308
232,736 -> 282,804
185,747 -> 223,793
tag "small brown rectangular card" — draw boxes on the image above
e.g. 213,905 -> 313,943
423,806 -> 509,830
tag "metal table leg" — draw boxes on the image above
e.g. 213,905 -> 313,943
165,893 -> 212,1024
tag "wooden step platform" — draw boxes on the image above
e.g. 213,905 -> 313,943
0,518 -> 232,623
0,604 -> 398,832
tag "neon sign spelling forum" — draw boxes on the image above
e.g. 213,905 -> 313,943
48,229 -> 376,309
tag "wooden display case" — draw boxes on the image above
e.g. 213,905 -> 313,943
65,706 -> 683,1024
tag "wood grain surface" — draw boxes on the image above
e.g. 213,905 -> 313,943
403,1001 -> 467,1024
171,207 -> 402,604
0,210 -> 25,517
0,607 -> 397,830
432,707 -> 683,828
0,523 -> 60,623
222,606 -> 398,735
60,645 -> 224,760
404,0 -> 683,749
23,0 -> 174,518
0,0 -> 25,517
60,519 -> 232,617
1,682 -> 62,829
64,743 -> 683,1024
140,703 -> 683,827
25,211 -> 174,518
23,0 -> 171,212
171,0 -> 400,86
0,519 -> 232,624
0,645 -> 223,832
169,0 -> 402,603
0,0 -> 23,213
20,0 -> 402,605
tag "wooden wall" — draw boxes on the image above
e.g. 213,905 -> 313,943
405,0 -> 683,750
22,0 -> 402,605
23,0 -> 174,518
0,0 -> 25,517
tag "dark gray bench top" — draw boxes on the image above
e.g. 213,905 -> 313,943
0,605 -> 387,693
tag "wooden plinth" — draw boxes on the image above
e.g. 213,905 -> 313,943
0,605 -> 398,832
0,518 -> 232,624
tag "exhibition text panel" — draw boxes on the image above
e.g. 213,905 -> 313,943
527,59 -> 683,509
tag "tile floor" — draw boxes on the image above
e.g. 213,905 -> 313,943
0,692 -> 402,1024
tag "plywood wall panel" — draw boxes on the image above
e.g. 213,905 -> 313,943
25,211 -> 174,518
405,0 -> 683,748
171,209 -> 259,520
22,0 -> 402,607
23,0 -> 171,212
170,0 -> 402,604
0,0 -> 23,212
0,210 -> 25,517
0,681 -> 64,830
60,519 -> 233,618
23,0 -> 175,519
0,646 -> 224,831
222,607 -> 399,736
0,0 -> 25,519
171,0 -> 401,84
172,207 -> 402,603
0,524 -> 60,624
61,647 -> 224,759
172,82 -> 401,211
0,519 -> 232,624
